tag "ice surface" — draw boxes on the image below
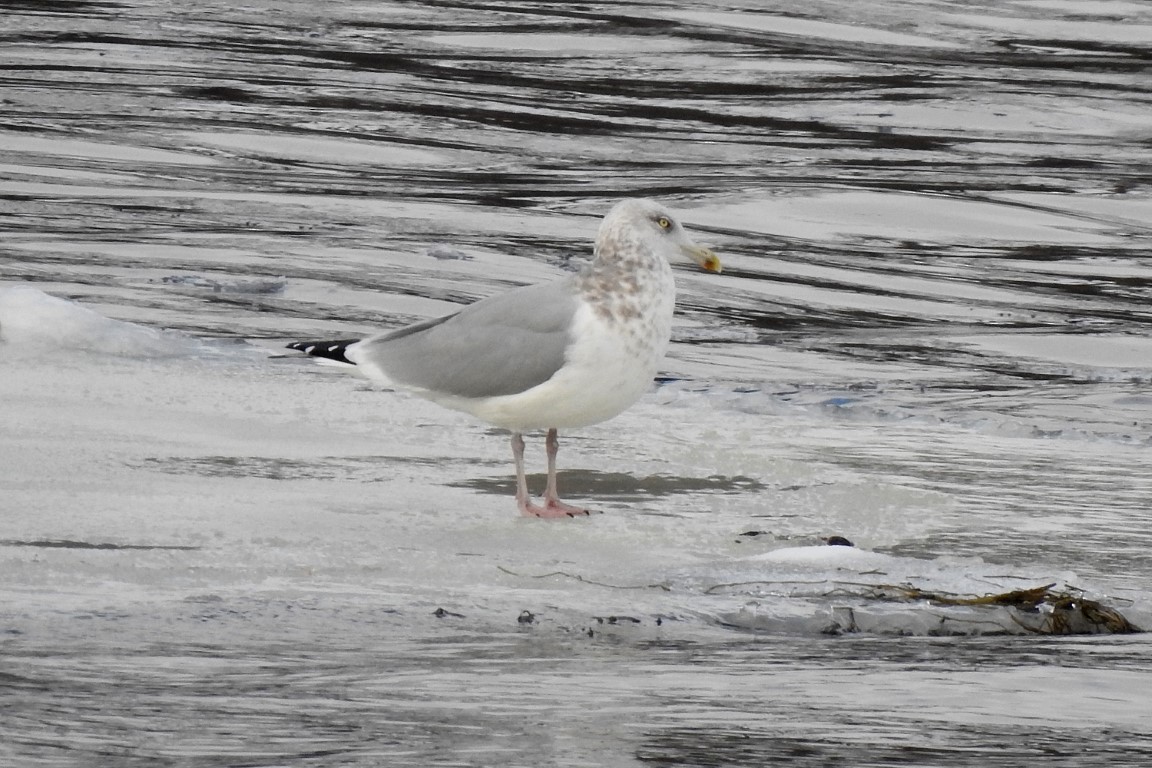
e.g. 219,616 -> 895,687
2,286 -> 1144,642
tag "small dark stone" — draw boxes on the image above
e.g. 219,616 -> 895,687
434,607 -> 464,619
826,536 -> 854,547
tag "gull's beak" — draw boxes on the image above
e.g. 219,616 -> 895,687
682,243 -> 722,274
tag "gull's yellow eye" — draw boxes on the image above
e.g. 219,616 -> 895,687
657,216 -> 672,230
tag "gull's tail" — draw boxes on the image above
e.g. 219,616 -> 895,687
286,339 -> 360,365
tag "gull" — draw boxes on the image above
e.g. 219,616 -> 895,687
289,199 -> 721,517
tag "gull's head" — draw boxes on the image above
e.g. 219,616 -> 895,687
596,198 -> 722,274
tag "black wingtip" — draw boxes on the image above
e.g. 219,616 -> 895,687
287,338 -> 361,365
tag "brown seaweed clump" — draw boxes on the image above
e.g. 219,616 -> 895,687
889,583 -> 1141,635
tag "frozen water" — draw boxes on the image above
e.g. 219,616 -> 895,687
3,291 -> 1146,644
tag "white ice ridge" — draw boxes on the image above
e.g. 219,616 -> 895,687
0,284 -> 227,358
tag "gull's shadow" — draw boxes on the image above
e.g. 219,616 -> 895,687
451,471 -> 767,502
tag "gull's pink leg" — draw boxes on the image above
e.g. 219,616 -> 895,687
512,432 -> 544,516
542,429 -> 590,517
512,431 -> 588,518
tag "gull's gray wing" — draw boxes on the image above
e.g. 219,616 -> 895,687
352,277 -> 581,399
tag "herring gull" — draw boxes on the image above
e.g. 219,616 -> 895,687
288,198 -> 721,518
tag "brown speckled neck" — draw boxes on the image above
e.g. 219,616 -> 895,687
575,226 -> 673,328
